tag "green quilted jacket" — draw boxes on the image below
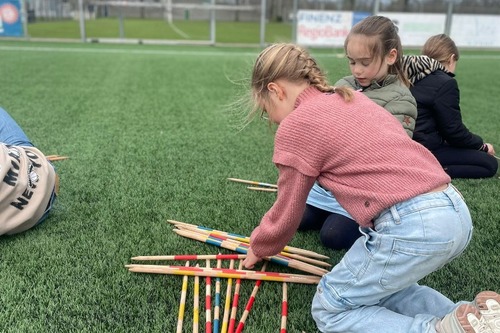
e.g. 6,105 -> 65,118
334,74 -> 417,138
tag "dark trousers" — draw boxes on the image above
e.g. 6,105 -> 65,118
298,204 -> 361,251
432,145 -> 498,179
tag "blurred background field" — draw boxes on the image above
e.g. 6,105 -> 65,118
0,37 -> 498,332
25,19 -> 293,43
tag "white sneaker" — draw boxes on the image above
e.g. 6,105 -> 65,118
440,303 -> 494,333
475,291 -> 500,333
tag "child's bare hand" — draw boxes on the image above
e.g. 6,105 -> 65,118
243,247 -> 262,269
485,143 -> 496,155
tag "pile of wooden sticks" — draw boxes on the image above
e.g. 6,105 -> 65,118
129,255 -> 284,333
126,220 -> 331,332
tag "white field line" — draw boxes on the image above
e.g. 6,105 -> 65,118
1,45 -> 500,60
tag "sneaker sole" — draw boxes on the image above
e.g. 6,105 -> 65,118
455,304 -> 483,333
475,291 -> 500,332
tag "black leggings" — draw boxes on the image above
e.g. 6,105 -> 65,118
298,204 -> 361,251
432,145 -> 498,179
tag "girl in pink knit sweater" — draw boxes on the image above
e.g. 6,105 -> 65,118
242,43 -> 499,333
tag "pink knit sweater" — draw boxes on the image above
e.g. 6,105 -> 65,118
249,87 -> 451,258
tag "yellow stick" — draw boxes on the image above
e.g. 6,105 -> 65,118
193,264 -> 200,333
126,264 -> 321,284
246,186 -> 278,192
221,259 -> 235,333
227,177 -> 278,188
176,261 -> 190,333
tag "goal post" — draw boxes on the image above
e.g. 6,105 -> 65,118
78,0 -> 267,46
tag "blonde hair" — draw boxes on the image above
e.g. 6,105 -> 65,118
249,43 -> 353,120
344,15 -> 410,87
421,34 -> 459,65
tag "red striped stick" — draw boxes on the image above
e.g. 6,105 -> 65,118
126,264 -> 320,284
221,259 -> 235,333
235,262 -> 268,333
132,254 -> 247,261
205,259 -> 212,333
280,283 -> 288,333
176,261 -> 190,333
228,260 -> 243,333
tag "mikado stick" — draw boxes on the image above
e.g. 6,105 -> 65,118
170,226 -> 329,268
176,261 -> 190,333
228,260 -> 243,333
205,259 -> 212,333
172,228 -> 328,276
167,220 -> 329,260
132,254 -> 247,261
280,283 -> 288,333
126,264 -> 320,285
213,256 -> 222,333
221,259 -> 235,333
227,177 -> 278,189
235,263 -> 268,333
193,264 -> 200,333
246,186 -> 278,192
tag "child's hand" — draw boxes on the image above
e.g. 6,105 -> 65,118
485,143 -> 496,155
243,247 -> 262,269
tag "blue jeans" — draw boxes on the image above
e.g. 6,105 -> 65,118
312,184 -> 473,333
0,107 -> 33,146
306,182 -> 353,219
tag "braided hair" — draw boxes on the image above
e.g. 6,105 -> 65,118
250,43 -> 353,119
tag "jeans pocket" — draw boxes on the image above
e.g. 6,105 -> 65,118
379,239 -> 454,291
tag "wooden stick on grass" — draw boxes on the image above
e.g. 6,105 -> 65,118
213,256 -> 222,333
172,228 -> 328,276
247,186 -> 278,192
221,259 -> 235,333
235,262 -> 268,333
176,261 -> 190,333
193,264 -> 200,333
46,155 -> 69,161
228,260 -> 243,333
132,254 -> 247,261
205,259 -> 212,333
167,220 -> 329,260
227,177 -> 277,189
280,282 -> 288,333
126,264 -> 320,284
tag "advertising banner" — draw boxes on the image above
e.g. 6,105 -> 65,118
451,14 -> 500,48
379,12 -> 446,47
296,10 -> 370,47
0,0 -> 23,37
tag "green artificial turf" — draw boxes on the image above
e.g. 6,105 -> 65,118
0,40 -> 498,332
